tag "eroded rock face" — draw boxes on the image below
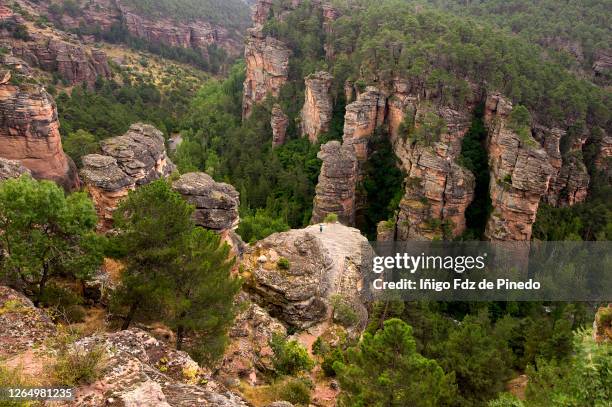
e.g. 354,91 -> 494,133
172,172 -> 240,232
117,3 -> 242,58
12,38 -> 111,89
0,83 -> 79,191
484,93 -> 554,241
220,294 -> 287,385
342,87 -> 386,162
241,223 -> 369,331
593,305 -> 612,343
63,329 -> 249,407
312,141 -> 358,225
271,104 -> 289,147
0,157 -> 30,180
300,71 -> 333,143
595,135 -> 612,182
80,123 -> 175,230
242,28 -> 291,118
395,146 -> 475,240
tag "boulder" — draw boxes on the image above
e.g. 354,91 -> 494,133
172,172 -> 240,232
240,223 -> 369,331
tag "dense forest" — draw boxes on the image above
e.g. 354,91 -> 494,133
2,0 -> 609,406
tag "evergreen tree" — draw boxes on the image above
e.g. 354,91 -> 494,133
0,176 -> 103,305
334,318 -> 456,407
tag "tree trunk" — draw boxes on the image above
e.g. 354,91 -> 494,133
34,263 -> 50,307
176,325 -> 184,350
121,302 -> 138,330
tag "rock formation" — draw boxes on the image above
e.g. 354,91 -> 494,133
0,82 -> 80,191
241,223 -> 369,331
593,305 -> 612,343
220,294 -> 287,385
271,104 -> 289,147
300,71 -> 333,143
172,172 -> 240,233
12,39 -> 111,89
242,28 -> 291,118
312,141 -> 358,225
65,329 -> 249,407
595,135 -> 611,182
0,286 -> 56,359
342,87 -> 386,162
484,93 -> 554,241
80,123 -> 175,229
0,157 -> 30,180
395,146 -> 475,240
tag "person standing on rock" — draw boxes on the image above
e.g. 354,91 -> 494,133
320,223 -> 324,233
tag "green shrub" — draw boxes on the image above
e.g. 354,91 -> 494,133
311,337 -> 328,355
270,334 -> 314,375
331,295 -> 359,327
321,348 -> 344,377
324,213 -> 338,223
64,304 -> 87,324
52,344 -> 106,386
277,257 -> 291,270
277,378 -> 312,405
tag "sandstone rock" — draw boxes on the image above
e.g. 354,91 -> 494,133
0,83 -> 79,191
242,29 -> 291,118
0,286 -> 55,359
0,157 -> 30,180
60,328 -> 249,407
80,123 -> 175,230
13,38 -> 111,88
172,172 -> 240,232
342,87 -> 386,161
220,295 -> 287,384
376,220 -> 395,241
300,71 -> 333,143
484,93 -> 554,241
546,152 -> 589,207
593,49 -> 612,78
395,146 -> 475,240
271,104 -> 289,147
311,141 -> 358,225
252,0 -> 274,26
595,135 -> 611,182
241,223 -> 369,331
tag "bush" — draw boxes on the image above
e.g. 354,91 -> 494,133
331,295 -> 359,327
324,213 -> 338,223
277,378 -> 312,405
270,334 -> 314,375
64,304 -> 87,324
52,344 -> 106,386
277,257 -> 291,270
321,348 -> 344,377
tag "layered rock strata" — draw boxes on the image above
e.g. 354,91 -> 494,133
483,94 -> 554,241
80,123 -> 175,229
311,141 -> 358,225
172,172 -> 240,233
342,87 -> 386,162
271,104 -> 289,147
300,71 -> 333,143
0,82 -> 79,190
242,28 -> 291,118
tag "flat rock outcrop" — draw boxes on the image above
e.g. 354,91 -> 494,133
484,93 -> 554,241
172,172 -> 240,232
242,28 -> 291,118
0,157 -> 30,180
300,71 -> 333,143
0,286 -> 56,359
271,104 -> 289,147
80,123 -> 175,229
312,141 -> 358,225
0,82 -> 79,191
240,223 -> 369,331
59,328 -> 249,407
